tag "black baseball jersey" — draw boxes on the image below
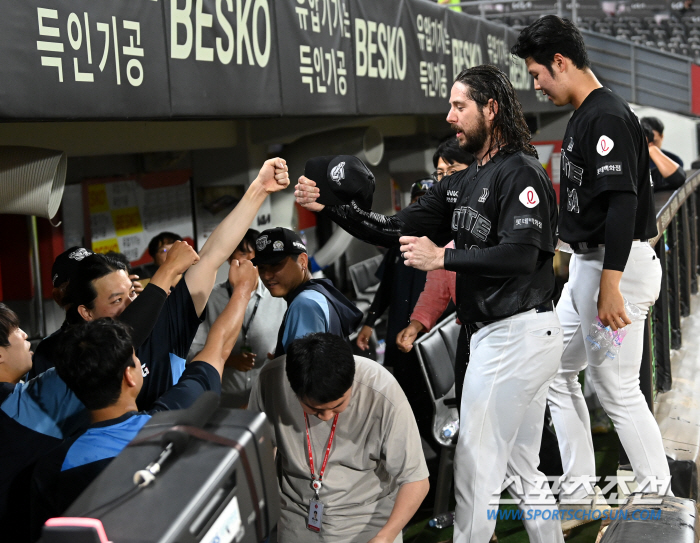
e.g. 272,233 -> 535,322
559,88 -> 657,244
397,151 -> 557,323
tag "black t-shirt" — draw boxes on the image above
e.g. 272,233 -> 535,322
396,151 -> 557,323
135,278 -> 205,411
30,361 -> 221,538
559,87 -> 657,244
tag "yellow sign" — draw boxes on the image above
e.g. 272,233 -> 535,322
92,238 -> 120,254
88,184 -> 110,214
111,207 -> 144,237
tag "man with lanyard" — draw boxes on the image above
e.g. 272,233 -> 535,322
249,332 -> 429,542
296,65 -> 563,542
188,229 -> 286,407
512,15 -> 671,526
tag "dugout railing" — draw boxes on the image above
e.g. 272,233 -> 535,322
642,171 -> 700,407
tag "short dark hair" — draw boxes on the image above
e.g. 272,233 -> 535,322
147,231 -> 182,259
640,117 -> 664,136
511,15 -> 590,75
63,254 -> 127,325
56,319 -> 135,410
433,136 -> 474,168
105,251 -> 132,274
640,120 -> 654,144
285,333 -> 355,404
230,228 -> 260,260
0,304 -> 20,348
455,65 -> 537,158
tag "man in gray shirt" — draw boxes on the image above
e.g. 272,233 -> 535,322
249,333 -> 429,542
188,229 -> 286,406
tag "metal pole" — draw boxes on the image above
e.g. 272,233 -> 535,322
27,215 -> 45,339
571,0 -> 578,25
557,0 -> 563,17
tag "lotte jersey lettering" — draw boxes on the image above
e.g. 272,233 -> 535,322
558,87 -> 657,244
397,151 -> 557,323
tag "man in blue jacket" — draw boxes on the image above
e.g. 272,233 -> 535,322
253,227 -> 362,357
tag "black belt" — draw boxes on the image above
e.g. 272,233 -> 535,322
571,239 -> 648,254
474,301 -> 554,329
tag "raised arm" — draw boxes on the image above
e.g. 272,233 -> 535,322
648,144 -> 682,179
185,158 -> 290,316
191,259 -> 258,378
118,240 -> 200,348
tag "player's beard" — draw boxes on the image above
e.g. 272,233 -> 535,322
453,109 -> 489,155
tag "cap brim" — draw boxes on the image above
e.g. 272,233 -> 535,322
251,253 -> 288,266
304,156 -> 347,207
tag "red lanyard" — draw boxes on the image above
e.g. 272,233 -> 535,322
304,413 -> 338,494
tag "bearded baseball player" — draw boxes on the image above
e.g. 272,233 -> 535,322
512,15 -> 671,526
296,65 -> 564,543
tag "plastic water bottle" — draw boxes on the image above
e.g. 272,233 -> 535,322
441,420 -> 460,442
585,298 -> 644,365
376,340 -> 386,365
428,511 -> 455,529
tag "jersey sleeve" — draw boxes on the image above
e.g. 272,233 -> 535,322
149,361 -> 221,413
117,283 -> 168,349
281,293 -> 330,350
495,161 -> 556,253
580,115 -> 640,196
164,278 -> 207,359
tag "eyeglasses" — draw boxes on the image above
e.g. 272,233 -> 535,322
431,165 -> 468,182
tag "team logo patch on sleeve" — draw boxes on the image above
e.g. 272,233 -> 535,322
519,187 -> 539,208
596,162 -> 623,176
596,135 -> 614,156
514,215 -> 543,232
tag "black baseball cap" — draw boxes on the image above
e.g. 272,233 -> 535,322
304,155 -> 375,211
51,246 -> 93,287
252,227 -> 307,266
411,178 -> 434,199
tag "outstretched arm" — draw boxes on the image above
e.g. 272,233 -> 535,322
295,175 -> 404,248
185,158 -> 290,316
192,260 -> 258,378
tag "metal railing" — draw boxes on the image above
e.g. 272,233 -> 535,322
642,171 -> 700,406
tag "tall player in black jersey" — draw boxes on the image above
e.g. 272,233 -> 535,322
296,66 -> 564,543
513,15 -> 671,528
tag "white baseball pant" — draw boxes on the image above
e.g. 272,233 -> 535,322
454,309 -> 564,543
548,241 -> 672,500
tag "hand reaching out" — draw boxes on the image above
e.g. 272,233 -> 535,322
295,175 -> 325,212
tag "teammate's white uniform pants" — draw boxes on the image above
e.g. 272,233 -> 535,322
549,241 -> 671,500
454,310 -> 564,543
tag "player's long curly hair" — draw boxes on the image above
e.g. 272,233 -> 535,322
455,65 -> 538,158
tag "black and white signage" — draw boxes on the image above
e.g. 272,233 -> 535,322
0,0 -> 556,120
